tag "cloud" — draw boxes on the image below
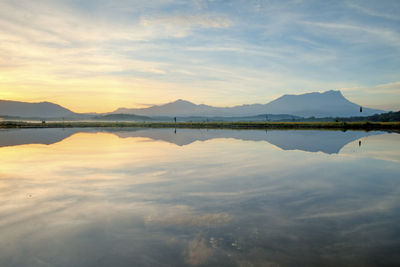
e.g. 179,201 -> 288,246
0,0 -> 399,111
0,0 -> 231,46
342,81 -> 400,110
346,1 -> 400,21
0,0 -> 231,86
300,21 -> 400,47
140,14 -> 231,29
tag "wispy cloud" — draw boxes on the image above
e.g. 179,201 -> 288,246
346,1 -> 400,21
342,82 -> 400,110
300,21 -> 400,46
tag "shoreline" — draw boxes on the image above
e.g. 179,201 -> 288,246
1,121 -> 399,131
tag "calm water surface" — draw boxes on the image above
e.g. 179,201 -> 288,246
0,128 -> 399,266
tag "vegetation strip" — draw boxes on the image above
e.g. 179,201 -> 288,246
1,121 -> 399,130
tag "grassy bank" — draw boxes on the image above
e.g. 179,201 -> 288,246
1,121 -> 399,130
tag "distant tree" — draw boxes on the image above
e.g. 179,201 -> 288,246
360,106 -> 362,112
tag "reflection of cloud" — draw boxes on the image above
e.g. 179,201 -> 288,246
238,259 -> 280,267
297,184 -> 400,220
340,134 -> 400,162
1,128 -> 400,266
185,236 -> 213,266
145,212 -> 232,227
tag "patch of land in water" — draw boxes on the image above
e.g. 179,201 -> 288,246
1,121 -> 399,130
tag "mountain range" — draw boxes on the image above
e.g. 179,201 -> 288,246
113,90 -> 383,117
0,100 -> 75,118
0,90 -> 385,119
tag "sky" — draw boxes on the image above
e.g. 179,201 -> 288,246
0,0 -> 399,113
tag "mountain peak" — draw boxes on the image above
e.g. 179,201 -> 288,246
323,90 -> 344,97
166,99 -> 197,107
172,99 -> 194,104
280,90 -> 344,99
0,99 -> 75,118
265,90 -> 382,117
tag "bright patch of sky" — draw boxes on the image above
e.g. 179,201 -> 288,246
0,0 -> 399,112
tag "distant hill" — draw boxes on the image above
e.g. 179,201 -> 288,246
264,90 -> 383,117
0,90 -> 386,119
0,100 -> 75,118
113,99 -> 272,117
93,113 -> 152,121
112,90 -> 384,118
114,99 -> 222,117
341,110 -> 400,122
171,114 -> 301,122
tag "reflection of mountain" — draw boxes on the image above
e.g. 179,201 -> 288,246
0,128 -> 97,148
113,129 -> 384,154
0,128 -> 387,154
263,131 -> 380,154
0,128 -> 73,147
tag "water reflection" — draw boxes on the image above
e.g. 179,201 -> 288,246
0,129 -> 399,266
0,128 -> 388,154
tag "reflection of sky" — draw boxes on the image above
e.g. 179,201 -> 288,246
341,133 -> 400,162
0,128 -> 386,154
0,131 -> 400,266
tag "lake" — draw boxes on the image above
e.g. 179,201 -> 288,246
0,128 -> 399,266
